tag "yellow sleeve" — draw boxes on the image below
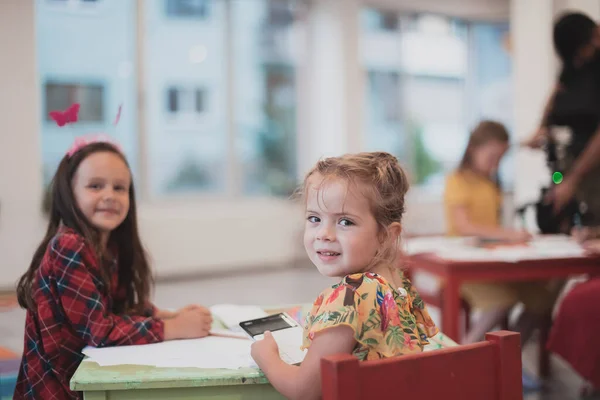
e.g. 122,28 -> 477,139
444,172 -> 470,207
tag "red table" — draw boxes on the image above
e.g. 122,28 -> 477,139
407,252 -> 600,375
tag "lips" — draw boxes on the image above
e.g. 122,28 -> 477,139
316,250 -> 341,262
96,209 -> 119,215
317,251 -> 340,256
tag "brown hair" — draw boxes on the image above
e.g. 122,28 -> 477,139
300,151 -> 409,268
459,120 -> 510,172
17,142 -> 153,315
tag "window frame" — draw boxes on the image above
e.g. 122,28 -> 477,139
43,79 -> 107,124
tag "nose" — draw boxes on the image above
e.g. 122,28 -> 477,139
102,187 -> 116,202
316,223 -> 335,242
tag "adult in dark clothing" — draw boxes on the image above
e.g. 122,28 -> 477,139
524,12 -> 600,226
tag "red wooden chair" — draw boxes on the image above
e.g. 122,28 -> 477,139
321,331 -> 523,400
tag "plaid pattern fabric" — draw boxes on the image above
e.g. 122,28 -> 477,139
14,228 -> 164,399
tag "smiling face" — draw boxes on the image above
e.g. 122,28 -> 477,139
303,174 -> 381,278
72,151 -> 131,243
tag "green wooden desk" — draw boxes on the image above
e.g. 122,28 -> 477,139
71,362 -> 280,400
71,305 -> 456,399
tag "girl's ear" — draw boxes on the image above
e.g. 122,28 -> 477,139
387,222 -> 402,242
380,222 -> 402,244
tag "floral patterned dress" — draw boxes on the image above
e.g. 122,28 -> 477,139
302,271 -> 438,361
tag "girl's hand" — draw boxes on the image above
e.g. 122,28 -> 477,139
583,239 -> 600,255
155,309 -> 177,319
163,307 -> 213,340
157,304 -> 209,320
521,127 -> 548,149
251,331 -> 280,367
546,178 -> 577,214
177,304 -> 210,315
571,226 -> 592,243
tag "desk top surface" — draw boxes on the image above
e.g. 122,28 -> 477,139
406,235 -> 600,265
71,306 -> 456,392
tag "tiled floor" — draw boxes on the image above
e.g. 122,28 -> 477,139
0,265 -> 589,399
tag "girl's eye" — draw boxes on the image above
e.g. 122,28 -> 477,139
307,216 -> 320,223
114,185 -> 127,192
339,218 -> 354,227
88,183 -> 102,190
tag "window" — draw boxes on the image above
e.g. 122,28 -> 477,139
37,0 -> 138,185
368,71 -> 401,123
471,23 -> 513,188
362,8 -> 399,32
145,0 -> 305,196
361,9 -> 512,192
166,87 -> 206,114
233,0 -> 304,196
364,71 -> 406,165
45,82 -> 104,123
145,1 -> 226,195
36,0 -> 305,199
267,0 -> 295,27
166,0 -> 210,18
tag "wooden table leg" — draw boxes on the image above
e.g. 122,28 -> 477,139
442,277 -> 461,342
538,313 -> 552,378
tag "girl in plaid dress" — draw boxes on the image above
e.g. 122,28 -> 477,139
14,135 -> 212,400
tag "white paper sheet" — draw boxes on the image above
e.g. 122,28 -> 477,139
405,235 -> 585,262
209,304 -> 268,332
82,336 -> 257,369
81,304 -> 274,369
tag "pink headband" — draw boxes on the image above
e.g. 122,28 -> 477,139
66,134 -> 123,158
48,103 -> 123,158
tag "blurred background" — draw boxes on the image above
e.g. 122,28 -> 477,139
0,0 -> 597,290
3,2 -> 600,398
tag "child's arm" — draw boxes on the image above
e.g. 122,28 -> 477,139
156,304 -> 211,320
50,234 -> 209,346
251,326 -> 356,400
583,238 -> 600,255
450,206 -> 531,242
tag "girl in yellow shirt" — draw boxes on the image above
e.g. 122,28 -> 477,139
444,121 -> 558,347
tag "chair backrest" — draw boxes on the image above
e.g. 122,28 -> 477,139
321,331 -> 522,400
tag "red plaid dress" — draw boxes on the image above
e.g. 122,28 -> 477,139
14,228 -> 164,399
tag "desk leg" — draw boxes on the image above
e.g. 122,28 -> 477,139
442,277 -> 461,342
539,313 -> 552,378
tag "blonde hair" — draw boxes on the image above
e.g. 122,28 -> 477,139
300,151 -> 409,268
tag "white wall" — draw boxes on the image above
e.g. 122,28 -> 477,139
0,1 -> 47,288
511,0 -> 557,214
139,199 -> 305,279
